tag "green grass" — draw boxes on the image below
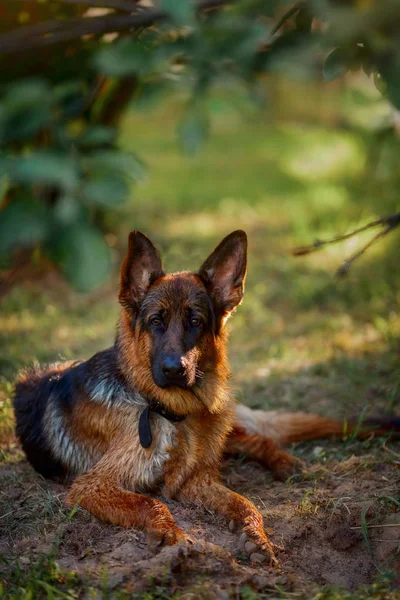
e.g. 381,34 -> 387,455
0,552 -> 79,600
1,81 -> 400,598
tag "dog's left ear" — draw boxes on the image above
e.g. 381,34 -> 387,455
119,231 -> 164,314
198,230 -> 247,317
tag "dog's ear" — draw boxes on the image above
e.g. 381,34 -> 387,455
198,230 -> 247,317
119,231 -> 164,313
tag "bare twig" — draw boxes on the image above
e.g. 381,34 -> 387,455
269,2 -> 302,39
292,212 -> 400,276
0,0 -> 229,55
336,226 -> 392,277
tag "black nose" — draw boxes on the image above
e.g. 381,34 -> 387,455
162,355 -> 184,379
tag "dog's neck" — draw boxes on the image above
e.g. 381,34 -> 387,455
137,398 -> 186,448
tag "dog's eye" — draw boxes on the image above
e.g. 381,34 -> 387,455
150,317 -> 162,327
191,317 -> 201,327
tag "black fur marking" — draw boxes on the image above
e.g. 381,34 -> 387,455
13,347 -> 135,481
365,416 -> 400,434
14,363 -> 81,480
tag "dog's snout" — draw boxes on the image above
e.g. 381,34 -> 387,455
162,355 -> 184,379
153,353 -> 190,389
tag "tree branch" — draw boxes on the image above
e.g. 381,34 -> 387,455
22,0 -> 140,13
0,0 -> 229,55
0,12 -> 156,54
268,2 -> 302,39
292,212 -> 400,276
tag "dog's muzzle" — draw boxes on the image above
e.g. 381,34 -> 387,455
153,354 -> 189,389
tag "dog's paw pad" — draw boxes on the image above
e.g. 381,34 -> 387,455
238,531 -> 279,566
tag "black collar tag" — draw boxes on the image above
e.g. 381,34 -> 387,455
139,400 -> 186,449
139,405 -> 152,449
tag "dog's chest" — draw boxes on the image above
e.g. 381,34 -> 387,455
131,415 -> 177,492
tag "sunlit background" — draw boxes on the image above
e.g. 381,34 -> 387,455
1,75 -> 399,429
1,1 -> 400,595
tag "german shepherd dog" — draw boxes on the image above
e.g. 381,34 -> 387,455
14,231 -> 399,565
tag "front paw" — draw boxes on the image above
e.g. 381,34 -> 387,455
238,530 -> 278,566
270,452 -> 305,482
149,525 -> 190,548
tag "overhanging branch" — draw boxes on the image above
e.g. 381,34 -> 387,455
22,0 -> 140,13
0,0 -> 229,55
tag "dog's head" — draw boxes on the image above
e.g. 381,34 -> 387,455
118,230 -> 247,413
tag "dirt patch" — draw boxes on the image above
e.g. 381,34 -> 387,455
1,442 -> 400,597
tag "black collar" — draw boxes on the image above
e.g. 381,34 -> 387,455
139,400 -> 186,448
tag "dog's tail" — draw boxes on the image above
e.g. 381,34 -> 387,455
235,403 -> 400,445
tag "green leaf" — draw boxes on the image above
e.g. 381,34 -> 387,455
47,222 -> 111,292
373,71 -> 387,95
379,53 -> 400,109
82,174 -> 130,207
83,150 -> 146,181
323,48 -> 350,83
3,79 -> 51,111
233,21 -> 267,66
53,196 -> 86,225
0,107 -> 50,144
0,80 -> 53,143
264,30 -> 319,80
178,103 -> 209,155
201,16 -> 267,69
77,126 -> 117,148
0,198 -> 49,256
133,80 -> 170,111
54,81 -> 86,119
94,38 -> 157,77
8,152 -> 79,192
53,81 -> 84,103
159,0 -> 195,26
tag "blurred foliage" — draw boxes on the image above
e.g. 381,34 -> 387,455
0,77 -> 144,290
1,0 -> 400,290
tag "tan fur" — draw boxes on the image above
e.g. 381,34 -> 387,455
234,404 -> 346,445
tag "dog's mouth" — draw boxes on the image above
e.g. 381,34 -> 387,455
152,367 -> 202,391
155,377 -> 190,390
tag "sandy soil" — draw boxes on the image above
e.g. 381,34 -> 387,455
1,437 -> 399,598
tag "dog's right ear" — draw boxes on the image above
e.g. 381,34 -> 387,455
119,231 -> 164,314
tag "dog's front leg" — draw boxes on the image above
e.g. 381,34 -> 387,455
66,471 -> 186,546
175,474 -> 277,565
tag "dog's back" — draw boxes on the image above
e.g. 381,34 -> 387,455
14,350 -> 119,481
14,361 -> 79,479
